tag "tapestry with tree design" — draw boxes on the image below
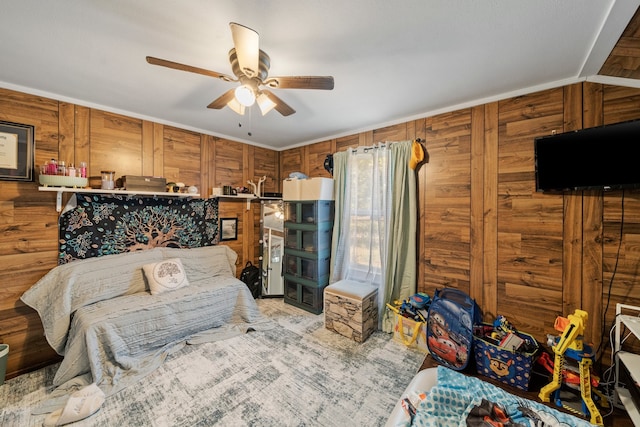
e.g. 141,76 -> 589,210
58,193 -> 219,264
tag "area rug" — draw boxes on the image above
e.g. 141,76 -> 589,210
0,299 -> 425,426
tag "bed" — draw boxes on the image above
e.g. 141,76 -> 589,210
21,245 -> 270,397
386,366 -> 594,427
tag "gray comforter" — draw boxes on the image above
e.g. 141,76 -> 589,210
21,245 -> 269,396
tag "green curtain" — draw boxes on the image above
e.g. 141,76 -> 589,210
329,150 -> 348,281
329,141 -> 418,333
382,140 -> 417,332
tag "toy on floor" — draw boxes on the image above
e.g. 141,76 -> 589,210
538,309 -> 605,426
387,292 -> 430,322
537,351 -> 602,389
387,293 -> 431,349
477,315 -> 537,354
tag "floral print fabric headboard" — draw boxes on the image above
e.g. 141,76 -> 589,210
58,193 -> 219,264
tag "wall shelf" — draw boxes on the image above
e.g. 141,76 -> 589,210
212,194 -> 256,210
211,194 -> 281,210
38,186 -> 199,212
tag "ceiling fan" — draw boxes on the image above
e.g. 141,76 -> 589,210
146,22 -> 334,117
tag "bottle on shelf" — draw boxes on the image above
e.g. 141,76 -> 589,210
79,162 -> 87,178
47,159 -> 57,175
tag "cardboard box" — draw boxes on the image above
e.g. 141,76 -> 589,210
283,178 -> 301,200
303,177 -> 334,200
283,177 -> 334,201
123,176 -> 167,192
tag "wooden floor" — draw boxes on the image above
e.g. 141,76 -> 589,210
419,355 -> 634,427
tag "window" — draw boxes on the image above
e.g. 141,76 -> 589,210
333,146 -> 389,286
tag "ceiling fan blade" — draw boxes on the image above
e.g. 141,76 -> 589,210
262,90 -> 296,116
264,76 -> 334,90
229,22 -> 260,78
146,56 -> 235,82
207,88 -> 236,109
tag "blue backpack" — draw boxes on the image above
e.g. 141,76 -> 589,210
426,288 -> 482,370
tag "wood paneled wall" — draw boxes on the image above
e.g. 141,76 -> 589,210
281,82 -> 640,359
3,80 -> 640,379
0,87 -> 278,378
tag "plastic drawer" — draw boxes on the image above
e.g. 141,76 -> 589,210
284,226 -> 332,253
284,201 -> 334,224
284,253 -> 330,282
283,279 -> 326,314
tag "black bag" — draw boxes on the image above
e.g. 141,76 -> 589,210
240,261 -> 261,299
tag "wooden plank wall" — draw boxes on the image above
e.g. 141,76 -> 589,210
494,88 -> 566,339
423,109 -> 473,297
0,87 -> 278,378
281,82 -> 640,360
3,80 -> 640,379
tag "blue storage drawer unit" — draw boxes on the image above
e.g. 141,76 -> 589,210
282,200 -> 334,314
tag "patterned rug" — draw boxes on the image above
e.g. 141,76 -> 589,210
1,299 -> 425,426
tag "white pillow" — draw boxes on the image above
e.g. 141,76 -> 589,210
142,258 -> 190,295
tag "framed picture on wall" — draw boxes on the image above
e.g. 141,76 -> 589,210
220,217 -> 238,241
0,120 -> 35,181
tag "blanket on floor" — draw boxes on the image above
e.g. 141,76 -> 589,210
411,367 -> 592,427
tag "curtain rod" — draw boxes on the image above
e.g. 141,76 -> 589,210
351,143 -> 387,153
348,139 -> 423,154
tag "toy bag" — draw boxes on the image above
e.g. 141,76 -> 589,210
387,293 -> 431,352
426,288 -> 481,370
393,314 -> 428,352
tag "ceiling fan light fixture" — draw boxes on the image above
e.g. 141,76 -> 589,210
234,84 -> 256,107
227,98 -> 246,115
257,92 -> 277,116
147,23 -> 334,119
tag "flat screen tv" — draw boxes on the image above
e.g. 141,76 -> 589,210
534,119 -> 640,192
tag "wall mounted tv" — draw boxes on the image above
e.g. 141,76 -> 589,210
534,119 -> 640,192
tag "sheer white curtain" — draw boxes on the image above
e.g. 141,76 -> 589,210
331,143 -> 390,287
330,140 -> 417,331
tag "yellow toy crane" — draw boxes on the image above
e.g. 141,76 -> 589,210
538,309 -> 604,426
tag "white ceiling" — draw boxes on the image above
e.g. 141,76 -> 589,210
1,0 -> 639,150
